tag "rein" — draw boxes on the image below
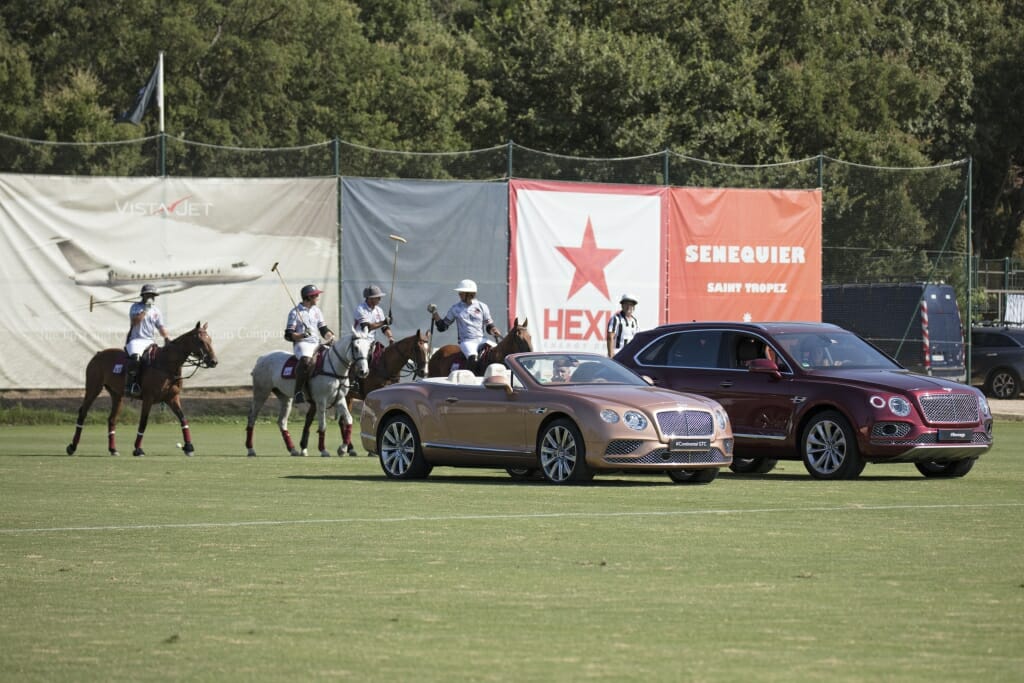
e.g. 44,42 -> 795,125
373,336 -> 427,380
322,336 -> 364,380
161,332 -> 212,381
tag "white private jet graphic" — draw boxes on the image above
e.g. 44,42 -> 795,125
53,238 -> 263,294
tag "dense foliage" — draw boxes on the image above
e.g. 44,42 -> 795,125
0,0 -> 1020,256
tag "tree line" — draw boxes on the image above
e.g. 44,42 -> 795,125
0,0 -> 1020,257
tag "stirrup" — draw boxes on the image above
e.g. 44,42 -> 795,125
293,391 -> 305,404
128,382 -> 141,396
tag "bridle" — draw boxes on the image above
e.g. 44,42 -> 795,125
173,330 -> 216,379
325,333 -> 369,380
504,325 -> 532,355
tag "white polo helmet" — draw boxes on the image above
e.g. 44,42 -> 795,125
454,279 -> 478,293
620,293 -> 638,305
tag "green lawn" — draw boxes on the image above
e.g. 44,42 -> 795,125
1,421 -> 1022,682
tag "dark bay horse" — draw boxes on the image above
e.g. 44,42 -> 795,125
427,318 -> 531,377
340,329 -> 431,454
66,322 -> 218,457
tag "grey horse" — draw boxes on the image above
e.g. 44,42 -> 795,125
245,329 -> 372,457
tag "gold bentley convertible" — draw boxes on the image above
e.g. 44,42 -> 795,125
360,352 -> 734,484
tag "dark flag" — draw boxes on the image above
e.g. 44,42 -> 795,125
116,62 -> 159,125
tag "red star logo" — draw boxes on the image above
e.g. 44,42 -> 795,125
555,217 -> 622,300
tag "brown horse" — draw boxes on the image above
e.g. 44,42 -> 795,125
427,317 -> 531,377
66,322 -> 218,457
338,329 -> 431,455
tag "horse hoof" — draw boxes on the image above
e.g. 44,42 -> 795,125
320,450 -> 331,458
301,448 -> 309,457
290,450 -> 305,457
183,443 -> 195,455
247,449 -> 257,457
66,444 -> 76,456
347,443 -> 358,456
133,449 -> 145,457
110,450 -> 120,457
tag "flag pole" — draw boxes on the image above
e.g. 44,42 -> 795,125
158,51 -> 166,177
157,51 -> 165,133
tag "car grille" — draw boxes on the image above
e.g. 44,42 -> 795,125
655,409 -> 713,436
870,422 -> 913,438
918,394 -> 979,424
902,431 -> 993,445
605,439 -> 643,455
605,447 -> 729,465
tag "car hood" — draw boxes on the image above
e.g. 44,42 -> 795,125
811,368 -> 973,394
559,384 -> 721,411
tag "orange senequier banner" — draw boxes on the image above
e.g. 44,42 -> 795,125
667,187 -> 822,322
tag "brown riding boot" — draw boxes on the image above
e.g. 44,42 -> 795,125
126,354 -> 142,396
293,357 -> 311,404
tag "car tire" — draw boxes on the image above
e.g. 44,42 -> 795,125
506,467 -> 543,482
915,459 -> 975,478
379,414 -> 432,480
538,419 -> 593,484
984,368 -> 1020,399
728,457 -> 778,474
667,468 -> 719,484
801,411 -> 865,480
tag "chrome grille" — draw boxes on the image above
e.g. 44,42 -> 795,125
870,422 -> 913,439
919,394 -> 979,424
604,440 -> 643,456
605,447 -> 728,465
655,410 -> 713,436
899,431 -> 992,445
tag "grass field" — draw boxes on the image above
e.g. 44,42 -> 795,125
1,419 -> 1022,682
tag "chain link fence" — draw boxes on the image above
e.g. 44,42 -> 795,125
0,132 -> 975,312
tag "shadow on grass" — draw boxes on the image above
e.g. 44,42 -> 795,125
719,472 -> 925,482
285,473 -> 726,487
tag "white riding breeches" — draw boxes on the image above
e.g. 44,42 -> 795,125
126,339 -> 153,357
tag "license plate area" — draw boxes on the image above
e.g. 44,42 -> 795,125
937,429 -> 971,442
668,438 -> 710,452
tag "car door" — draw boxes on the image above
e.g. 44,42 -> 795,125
712,332 -> 798,445
633,329 -> 794,446
971,331 -> 1000,384
434,381 -> 530,457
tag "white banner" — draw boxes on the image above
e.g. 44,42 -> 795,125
510,180 -> 664,353
0,175 -> 337,389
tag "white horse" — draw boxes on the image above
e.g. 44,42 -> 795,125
245,329 -> 372,457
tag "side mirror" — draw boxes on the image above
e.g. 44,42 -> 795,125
747,358 -> 782,379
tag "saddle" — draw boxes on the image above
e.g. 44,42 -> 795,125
449,343 -> 491,375
280,348 -> 328,380
116,344 -> 158,375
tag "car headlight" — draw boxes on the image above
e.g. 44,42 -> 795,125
978,395 -> 991,418
623,411 -> 648,431
888,396 -> 911,417
600,409 -> 620,424
715,409 -> 729,431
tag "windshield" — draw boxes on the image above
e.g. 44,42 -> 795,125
774,331 -> 903,371
518,354 -> 648,386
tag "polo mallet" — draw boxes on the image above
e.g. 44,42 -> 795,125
271,262 -> 313,332
387,234 -> 407,323
427,303 -> 438,356
86,293 -> 141,313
